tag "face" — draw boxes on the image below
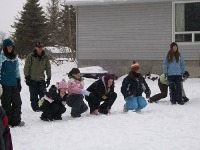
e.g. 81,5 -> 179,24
35,46 -> 43,55
7,46 -> 13,53
59,88 -> 67,94
107,79 -> 113,88
72,73 -> 81,79
172,45 -> 177,51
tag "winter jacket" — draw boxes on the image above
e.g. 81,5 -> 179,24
43,85 -> 67,105
121,74 -> 150,99
86,76 -> 115,99
0,106 -> 13,150
163,55 -> 185,76
0,51 -> 20,86
67,77 -> 84,95
24,50 -> 51,81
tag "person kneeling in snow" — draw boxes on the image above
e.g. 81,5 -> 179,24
121,61 -> 151,112
85,74 -> 117,115
148,71 -> 190,103
40,79 -> 68,121
67,68 -> 88,118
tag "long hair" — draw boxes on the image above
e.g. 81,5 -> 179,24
167,42 -> 180,63
3,48 -> 16,60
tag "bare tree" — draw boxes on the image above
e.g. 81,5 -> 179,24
0,31 -> 6,42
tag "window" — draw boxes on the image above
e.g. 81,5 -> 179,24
174,2 -> 200,42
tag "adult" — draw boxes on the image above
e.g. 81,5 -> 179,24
85,74 -> 117,115
0,39 -> 24,127
24,42 -> 51,111
163,42 -> 185,105
149,71 -> 190,103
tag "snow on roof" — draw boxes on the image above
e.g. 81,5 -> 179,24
64,0 -> 186,6
45,46 -> 71,53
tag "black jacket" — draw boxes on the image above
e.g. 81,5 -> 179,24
121,73 -> 150,99
87,77 -> 114,99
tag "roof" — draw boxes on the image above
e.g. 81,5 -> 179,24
64,0 -> 190,6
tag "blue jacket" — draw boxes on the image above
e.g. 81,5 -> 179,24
0,51 -> 20,86
163,55 -> 185,76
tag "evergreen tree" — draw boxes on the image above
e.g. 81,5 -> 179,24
12,0 -> 48,56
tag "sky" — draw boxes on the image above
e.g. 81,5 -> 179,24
0,0 -> 49,37
9,59 -> 200,150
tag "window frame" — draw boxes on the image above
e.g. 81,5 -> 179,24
172,1 -> 200,44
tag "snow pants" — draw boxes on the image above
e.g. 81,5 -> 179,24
29,80 -> 46,111
66,94 -> 88,117
149,79 -> 168,102
85,92 -> 117,114
125,96 -> 147,110
1,86 -> 22,126
40,101 -> 66,119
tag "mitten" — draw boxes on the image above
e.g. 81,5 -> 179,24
46,78 -> 51,88
25,76 -> 31,86
17,78 -> 22,92
80,89 -> 90,96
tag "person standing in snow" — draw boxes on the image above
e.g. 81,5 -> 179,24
121,61 -> 151,112
66,68 -> 88,118
85,74 -> 117,115
40,79 -> 68,121
163,42 -> 185,105
0,39 -> 24,127
149,71 -> 190,103
24,42 -> 51,112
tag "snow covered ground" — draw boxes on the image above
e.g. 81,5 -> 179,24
11,60 -> 200,150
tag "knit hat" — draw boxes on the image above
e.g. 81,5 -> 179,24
3,39 -> 15,49
131,61 -> 140,72
56,79 -> 68,89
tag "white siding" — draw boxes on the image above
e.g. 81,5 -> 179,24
77,2 -> 173,60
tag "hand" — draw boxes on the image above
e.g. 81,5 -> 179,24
17,78 -> 22,92
46,78 -> 51,88
25,76 -> 31,86
80,89 -> 90,96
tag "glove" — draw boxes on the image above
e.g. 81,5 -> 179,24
80,89 -> 90,96
145,90 -> 151,99
46,78 -> 51,88
25,76 -> 31,86
17,78 -> 22,92
165,74 -> 168,79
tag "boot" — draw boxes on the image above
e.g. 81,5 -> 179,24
182,96 -> 189,103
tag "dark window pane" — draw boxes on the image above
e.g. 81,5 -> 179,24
185,2 -> 200,31
175,34 -> 192,42
195,34 -> 200,41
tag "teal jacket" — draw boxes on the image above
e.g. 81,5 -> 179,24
0,51 -> 20,86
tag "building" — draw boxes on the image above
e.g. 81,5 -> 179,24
65,0 -> 200,77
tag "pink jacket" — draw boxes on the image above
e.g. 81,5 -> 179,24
67,78 -> 84,95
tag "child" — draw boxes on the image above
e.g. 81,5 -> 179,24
67,68 -> 88,118
40,79 -> 68,121
121,61 -> 151,112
